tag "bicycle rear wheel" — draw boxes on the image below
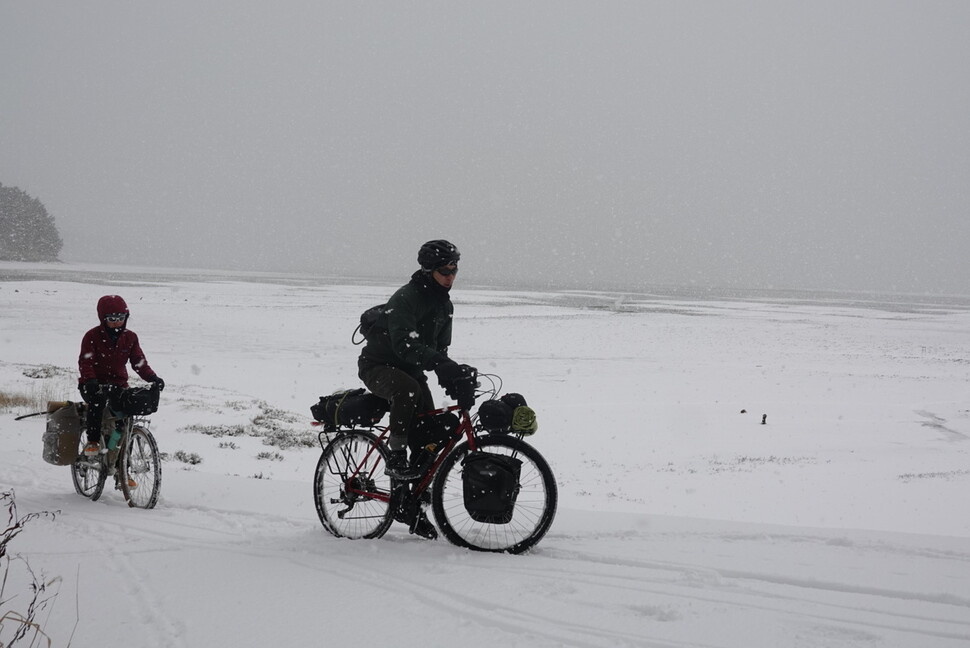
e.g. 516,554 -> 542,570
71,451 -> 106,501
432,435 -> 557,554
313,430 -> 394,539
120,426 -> 162,509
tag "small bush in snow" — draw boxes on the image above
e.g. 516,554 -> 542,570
182,423 -> 248,438
260,429 -> 315,450
171,450 -> 203,465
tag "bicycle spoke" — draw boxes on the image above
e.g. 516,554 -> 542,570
432,435 -> 557,553
122,426 -> 161,509
314,431 -> 393,539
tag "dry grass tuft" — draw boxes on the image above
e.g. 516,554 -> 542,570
0,390 -> 33,412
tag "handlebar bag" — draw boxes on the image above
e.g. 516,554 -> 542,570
477,399 -> 514,432
478,393 -> 537,435
118,385 -> 160,416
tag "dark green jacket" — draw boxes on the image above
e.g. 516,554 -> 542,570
358,271 -> 453,379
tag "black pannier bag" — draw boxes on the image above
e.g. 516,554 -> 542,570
117,384 -> 160,416
311,388 -> 389,430
461,451 -> 522,524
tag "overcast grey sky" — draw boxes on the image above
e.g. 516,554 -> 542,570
2,2 -> 968,293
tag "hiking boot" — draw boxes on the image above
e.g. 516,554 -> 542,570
114,475 -> 137,491
384,449 -> 419,480
409,512 -> 438,540
83,441 -> 101,457
392,486 -> 432,524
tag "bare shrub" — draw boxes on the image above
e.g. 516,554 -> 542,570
0,491 -> 61,648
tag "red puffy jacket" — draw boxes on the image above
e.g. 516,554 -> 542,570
77,295 -> 157,387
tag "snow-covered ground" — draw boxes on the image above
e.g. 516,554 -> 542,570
2,262 -> 969,647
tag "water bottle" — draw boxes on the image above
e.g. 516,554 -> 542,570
107,426 -> 122,451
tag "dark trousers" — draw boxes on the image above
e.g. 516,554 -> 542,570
359,365 -> 434,452
78,385 -> 121,444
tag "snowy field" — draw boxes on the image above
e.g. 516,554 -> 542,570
2,261 -> 969,647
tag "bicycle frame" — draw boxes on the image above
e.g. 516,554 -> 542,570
75,412 -> 141,473
317,405 -> 479,505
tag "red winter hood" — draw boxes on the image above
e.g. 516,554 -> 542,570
97,295 -> 129,321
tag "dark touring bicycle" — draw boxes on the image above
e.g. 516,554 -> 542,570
311,374 -> 557,554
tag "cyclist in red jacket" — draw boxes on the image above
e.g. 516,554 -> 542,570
78,295 -> 165,456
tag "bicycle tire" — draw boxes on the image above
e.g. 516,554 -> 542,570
120,426 -> 162,509
431,435 -> 557,554
71,452 -> 106,501
313,430 -> 394,540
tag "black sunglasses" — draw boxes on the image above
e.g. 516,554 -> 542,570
435,265 -> 459,277
104,313 -> 126,323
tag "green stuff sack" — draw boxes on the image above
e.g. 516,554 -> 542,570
511,405 -> 538,435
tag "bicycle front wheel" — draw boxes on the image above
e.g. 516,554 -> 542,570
432,435 -> 558,554
120,426 -> 162,509
72,451 -> 106,501
313,430 -> 394,540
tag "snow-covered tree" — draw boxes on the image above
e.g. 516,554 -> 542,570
0,183 -> 63,262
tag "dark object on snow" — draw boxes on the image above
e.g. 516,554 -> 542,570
311,388 -> 389,430
762,414 -> 767,425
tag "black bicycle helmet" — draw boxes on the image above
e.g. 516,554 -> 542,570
417,239 -> 460,270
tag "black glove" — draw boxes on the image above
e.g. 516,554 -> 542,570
80,379 -> 100,401
433,359 -> 464,385
150,376 -> 165,392
436,362 -> 478,410
452,378 -> 477,410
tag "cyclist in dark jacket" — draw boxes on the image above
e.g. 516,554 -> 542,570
358,240 -> 477,482
78,295 -> 164,456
